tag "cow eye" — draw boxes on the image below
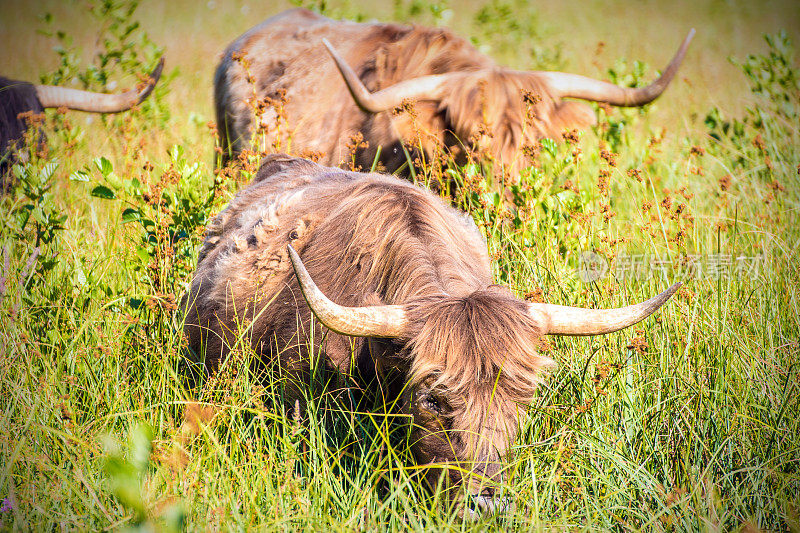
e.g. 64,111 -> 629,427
423,395 -> 443,413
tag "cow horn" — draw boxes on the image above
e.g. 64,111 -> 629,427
529,282 -> 681,335
322,38 -> 454,113
287,244 -> 409,338
540,29 -> 695,106
34,57 -> 164,112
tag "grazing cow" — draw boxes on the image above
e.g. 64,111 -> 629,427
1,59 -> 164,178
214,8 -> 693,173
183,154 -> 679,515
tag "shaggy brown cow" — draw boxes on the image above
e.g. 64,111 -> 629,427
1,59 -> 164,177
214,8 -> 693,173
183,154 -> 679,515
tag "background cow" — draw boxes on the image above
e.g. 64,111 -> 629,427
214,8 -> 693,173
183,154 -> 679,515
0,58 -> 164,178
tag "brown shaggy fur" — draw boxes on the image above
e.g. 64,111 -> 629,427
214,8 -> 596,172
184,154 -> 554,503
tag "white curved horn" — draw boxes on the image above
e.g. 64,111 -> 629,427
35,57 -> 164,112
322,38 -> 455,113
530,282 -> 681,335
288,244 -> 409,338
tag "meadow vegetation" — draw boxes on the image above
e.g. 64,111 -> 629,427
0,0 -> 798,530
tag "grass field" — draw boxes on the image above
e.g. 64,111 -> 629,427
1,0 -> 799,530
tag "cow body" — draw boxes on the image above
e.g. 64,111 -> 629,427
0,78 -> 45,177
215,9 -> 692,173
185,155 -> 549,510
215,9 -> 436,171
184,154 -> 678,514
185,153 -> 507,381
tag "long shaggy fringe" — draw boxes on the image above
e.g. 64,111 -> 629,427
367,29 -> 595,165
404,287 -> 555,451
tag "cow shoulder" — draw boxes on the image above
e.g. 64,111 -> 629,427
198,156 -> 342,309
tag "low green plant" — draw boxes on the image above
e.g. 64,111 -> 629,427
84,145 -> 231,348
102,422 -> 186,532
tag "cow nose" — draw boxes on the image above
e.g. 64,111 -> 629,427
478,486 -> 497,499
465,489 -> 513,517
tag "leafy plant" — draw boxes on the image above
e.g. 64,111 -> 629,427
596,58 -> 654,152
471,0 -> 563,70
89,146 -> 229,313
3,161 -> 68,290
9,162 -> 67,250
102,423 -> 186,532
705,32 -> 799,187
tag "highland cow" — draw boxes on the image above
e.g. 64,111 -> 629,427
183,154 -> 679,515
1,59 -> 164,177
214,8 -> 693,174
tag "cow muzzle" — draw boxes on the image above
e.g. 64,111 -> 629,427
462,487 -> 514,518
455,456 -> 514,518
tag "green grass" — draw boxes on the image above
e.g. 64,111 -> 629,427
1,0 -> 799,530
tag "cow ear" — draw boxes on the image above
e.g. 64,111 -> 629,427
362,292 -> 406,361
253,154 -> 320,184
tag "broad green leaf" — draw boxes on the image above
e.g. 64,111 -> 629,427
93,156 -> 113,178
135,246 -> 151,264
121,208 -> 140,223
91,185 -> 116,200
69,169 -> 91,182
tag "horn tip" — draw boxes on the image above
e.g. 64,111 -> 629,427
148,57 -> 165,83
321,38 -> 344,64
287,244 -> 314,299
287,243 -> 309,281
135,57 -> 165,104
656,281 -> 682,306
152,58 -> 165,82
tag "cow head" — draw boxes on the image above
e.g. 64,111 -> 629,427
287,244 -> 679,515
324,30 -> 694,171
